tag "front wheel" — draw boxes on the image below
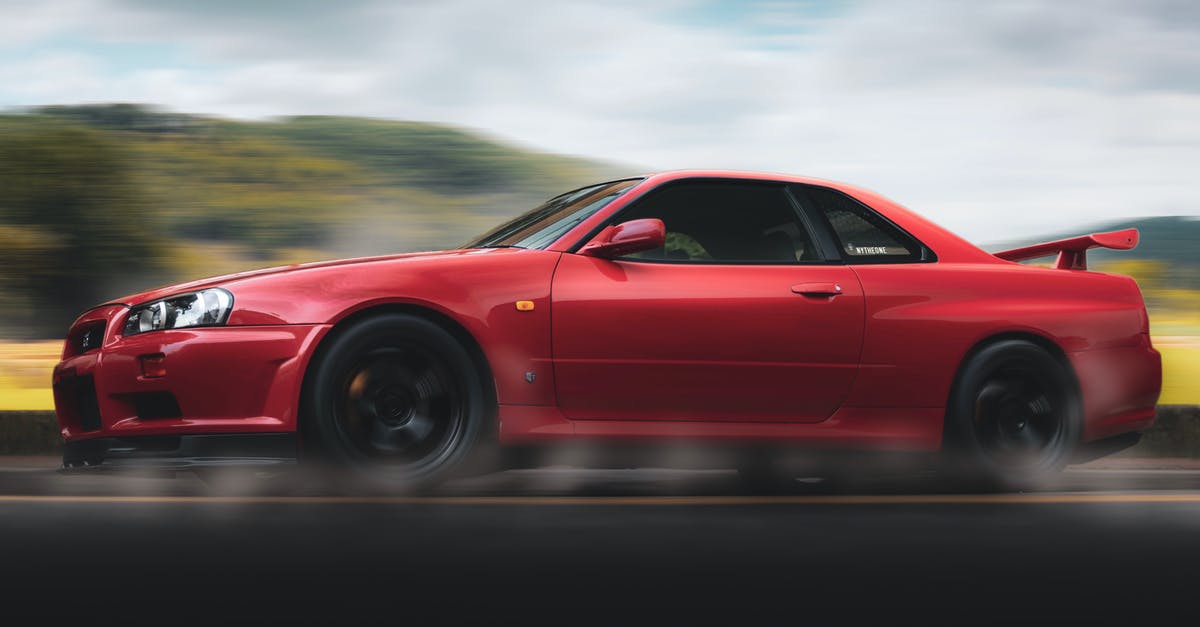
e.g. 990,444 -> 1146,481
301,314 -> 488,491
944,340 -> 1080,489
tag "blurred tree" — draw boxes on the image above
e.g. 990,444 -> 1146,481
0,122 -> 163,336
38,103 -> 197,134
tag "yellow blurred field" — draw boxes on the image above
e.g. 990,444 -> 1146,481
0,341 -> 59,411
1158,339 -> 1200,405
1,337 -> 1196,411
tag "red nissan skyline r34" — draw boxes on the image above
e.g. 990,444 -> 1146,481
52,171 -> 1162,489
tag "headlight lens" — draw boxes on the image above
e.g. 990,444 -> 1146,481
122,288 -> 234,336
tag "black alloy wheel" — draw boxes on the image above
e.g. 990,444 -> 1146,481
337,344 -> 464,469
302,313 -> 487,490
972,369 -> 1065,470
945,340 -> 1079,488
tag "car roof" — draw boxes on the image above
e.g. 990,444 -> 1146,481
639,169 -> 849,187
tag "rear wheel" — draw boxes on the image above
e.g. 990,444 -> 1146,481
944,340 -> 1079,489
301,314 -> 487,491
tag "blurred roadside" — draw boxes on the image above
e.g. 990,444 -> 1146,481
0,341 -> 55,411
0,104 -> 628,338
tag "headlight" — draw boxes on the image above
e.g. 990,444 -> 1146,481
122,288 -> 234,336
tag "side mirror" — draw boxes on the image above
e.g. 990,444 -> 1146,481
579,218 -> 666,259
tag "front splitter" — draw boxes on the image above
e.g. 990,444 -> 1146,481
60,433 -> 298,472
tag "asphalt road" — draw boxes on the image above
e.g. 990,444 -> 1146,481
3,459 -> 1199,624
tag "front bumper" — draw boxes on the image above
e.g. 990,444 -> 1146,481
53,305 -> 328,450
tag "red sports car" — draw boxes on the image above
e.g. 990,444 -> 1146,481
52,170 -> 1162,488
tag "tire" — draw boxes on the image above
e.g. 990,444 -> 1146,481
300,313 -> 488,492
943,340 -> 1080,489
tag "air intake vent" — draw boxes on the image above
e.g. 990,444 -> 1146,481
133,392 -> 183,420
73,376 -> 103,431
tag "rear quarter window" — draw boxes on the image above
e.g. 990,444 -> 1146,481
797,185 -> 930,263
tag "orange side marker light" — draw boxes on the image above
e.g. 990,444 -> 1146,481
140,354 -> 167,378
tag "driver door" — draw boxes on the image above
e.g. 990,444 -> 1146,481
551,180 -> 864,423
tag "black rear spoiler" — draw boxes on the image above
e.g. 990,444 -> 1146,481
994,228 -> 1139,270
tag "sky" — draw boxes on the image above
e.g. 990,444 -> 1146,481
2,0 -> 1198,242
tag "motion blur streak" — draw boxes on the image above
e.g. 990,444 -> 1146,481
6,493 -> 1200,505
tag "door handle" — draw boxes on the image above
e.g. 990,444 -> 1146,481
791,282 -> 843,297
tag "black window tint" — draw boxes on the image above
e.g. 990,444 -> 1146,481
802,186 -> 922,262
615,181 -> 819,263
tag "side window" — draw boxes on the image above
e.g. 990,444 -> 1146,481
799,186 -> 925,263
614,181 -> 820,263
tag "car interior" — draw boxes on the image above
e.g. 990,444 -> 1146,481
618,182 -> 819,262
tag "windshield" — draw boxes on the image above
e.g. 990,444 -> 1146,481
464,178 -> 642,249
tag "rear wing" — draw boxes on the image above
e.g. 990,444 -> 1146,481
994,228 -> 1139,270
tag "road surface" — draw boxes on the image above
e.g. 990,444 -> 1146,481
2,458 -> 1198,624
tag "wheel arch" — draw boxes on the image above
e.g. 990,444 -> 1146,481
297,303 -> 498,439
943,330 -> 1083,446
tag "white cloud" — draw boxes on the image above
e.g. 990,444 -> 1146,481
1,0 -> 1198,241
0,0 -> 102,48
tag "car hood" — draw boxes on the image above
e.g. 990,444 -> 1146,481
107,249 -> 486,308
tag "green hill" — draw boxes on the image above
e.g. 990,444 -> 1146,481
0,104 -> 632,336
27,104 -> 629,253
